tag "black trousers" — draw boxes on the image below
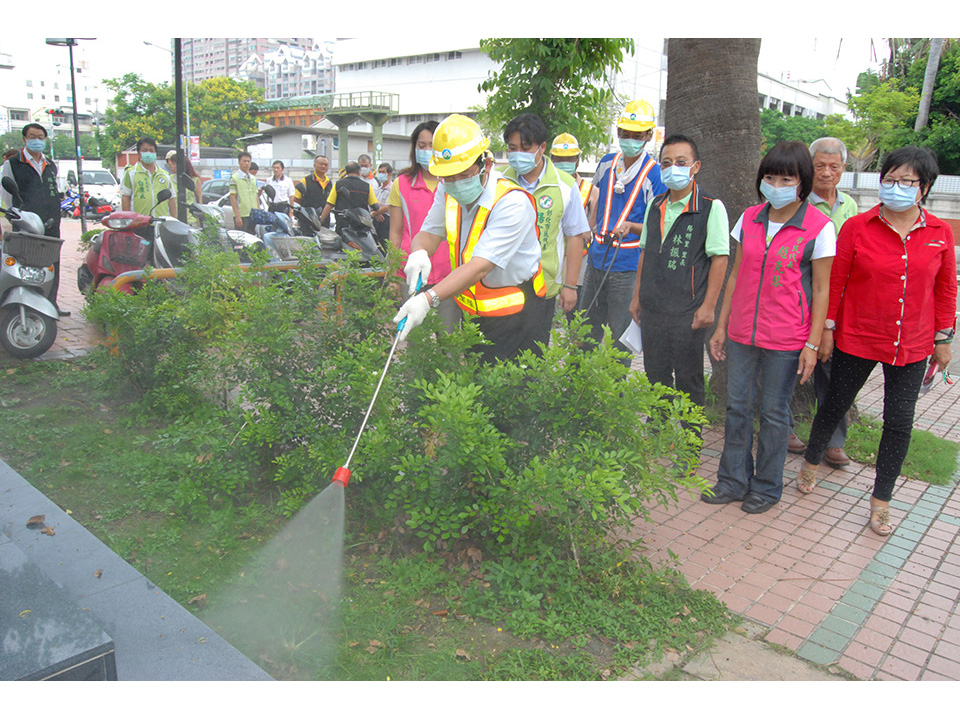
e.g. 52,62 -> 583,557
472,283 -> 554,364
639,308 -> 708,407
804,347 -> 925,502
44,223 -> 61,305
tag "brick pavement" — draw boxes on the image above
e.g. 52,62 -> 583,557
14,227 -> 960,679
623,351 -> 960,681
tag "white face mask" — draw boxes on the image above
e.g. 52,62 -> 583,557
760,180 -> 798,209
661,165 -> 692,191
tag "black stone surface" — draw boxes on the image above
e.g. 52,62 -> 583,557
0,542 -> 117,680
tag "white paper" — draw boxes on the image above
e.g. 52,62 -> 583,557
619,320 -> 643,355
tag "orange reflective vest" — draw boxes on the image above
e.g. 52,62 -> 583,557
446,178 -> 546,317
579,178 -> 594,256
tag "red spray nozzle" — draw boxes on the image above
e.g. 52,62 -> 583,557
331,466 -> 351,487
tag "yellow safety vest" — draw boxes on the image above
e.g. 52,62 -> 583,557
446,178 -> 546,317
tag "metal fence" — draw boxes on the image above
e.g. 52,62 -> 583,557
838,172 -> 960,194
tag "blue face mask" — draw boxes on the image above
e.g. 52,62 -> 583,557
445,173 -> 484,206
661,165 -> 692,191
553,160 -> 577,174
878,183 -> 920,212
415,148 -> 432,169
25,138 -> 46,153
140,151 -> 157,165
375,172 -> 388,184
619,138 -> 646,158
760,179 -> 798,209
508,150 -> 540,175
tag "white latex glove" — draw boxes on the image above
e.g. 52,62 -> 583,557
392,292 -> 431,342
404,248 -> 431,296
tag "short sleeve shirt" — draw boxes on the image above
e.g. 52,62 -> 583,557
731,211 -> 837,259
419,171 -> 540,287
121,162 -> 173,217
327,180 -> 379,206
638,194 -> 731,257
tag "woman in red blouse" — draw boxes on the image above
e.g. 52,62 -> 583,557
794,146 -> 956,535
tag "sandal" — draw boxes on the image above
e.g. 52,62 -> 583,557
868,504 -> 893,537
795,463 -> 819,494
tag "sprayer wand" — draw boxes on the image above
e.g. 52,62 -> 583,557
331,276 -> 424,487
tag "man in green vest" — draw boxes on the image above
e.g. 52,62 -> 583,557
121,137 -> 175,217
229,151 -> 259,233
501,114 -> 591,315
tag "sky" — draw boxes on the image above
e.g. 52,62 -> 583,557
3,34 -> 888,102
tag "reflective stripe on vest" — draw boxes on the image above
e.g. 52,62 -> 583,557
595,153 -> 653,249
578,178 -> 593,209
446,178 -> 546,317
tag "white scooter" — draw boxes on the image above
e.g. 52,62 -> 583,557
0,176 -> 63,358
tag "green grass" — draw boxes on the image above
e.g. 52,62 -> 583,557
793,416 -> 958,486
0,356 -> 733,681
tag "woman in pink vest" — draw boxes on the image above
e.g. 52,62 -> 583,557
388,121 -> 459,331
704,141 -> 836,514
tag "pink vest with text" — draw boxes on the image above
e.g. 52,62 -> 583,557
397,171 -> 450,285
728,202 -> 830,351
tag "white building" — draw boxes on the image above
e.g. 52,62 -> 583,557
328,38 -> 850,161
0,43 -> 112,146
332,38 -> 499,140
238,41 -> 335,100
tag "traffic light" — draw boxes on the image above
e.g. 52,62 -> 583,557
46,109 -> 65,126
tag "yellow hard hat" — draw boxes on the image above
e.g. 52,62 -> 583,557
550,133 -> 581,157
429,114 -> 490,177
617,99 -> 656,132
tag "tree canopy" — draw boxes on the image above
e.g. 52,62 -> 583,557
477,38 -> 635,156
98,73 -> 264,164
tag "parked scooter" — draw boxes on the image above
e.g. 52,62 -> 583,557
78,194 -> 114,220
0,176 -> 63,358
332,206 -> 383,261
78,189 -> 174,294
60,187 -> 79,218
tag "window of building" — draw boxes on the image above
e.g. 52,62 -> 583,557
40,80 -> 44,87
390,58 -> 399,66
54,95 -> 60,102
26,79 -> 33,87
54,82 -> 59,89
10,110 -> 28,121
26,93 -> 33,100
447,51 -> 462,60
358,62 -> 366,70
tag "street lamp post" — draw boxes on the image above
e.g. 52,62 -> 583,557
46,38 -> 90,234
143,41 -> 191,144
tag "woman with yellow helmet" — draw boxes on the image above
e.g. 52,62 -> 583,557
393,114 -> 553,363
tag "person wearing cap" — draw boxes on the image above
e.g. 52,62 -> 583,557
550,131 -> 600,315
393,114 -> 551,363
628,134 -> 729,435
582,99 -> 667,365
502,114 -> 590,316
164,150 -> 202,204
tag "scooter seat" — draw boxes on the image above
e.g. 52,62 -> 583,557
158,219 -> 193,247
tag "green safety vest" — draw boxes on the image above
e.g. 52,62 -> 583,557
230,171 -> 258,219
122,162 -> 173,217
503,158 -> 574,298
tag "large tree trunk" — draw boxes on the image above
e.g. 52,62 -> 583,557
915,38 -> 945,131
664,39 -> 762,405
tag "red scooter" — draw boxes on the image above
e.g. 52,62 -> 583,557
77,189 -> 172,294
73,192 -> 113,220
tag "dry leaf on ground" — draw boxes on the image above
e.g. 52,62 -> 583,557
41,526 -> 55,536
26,515 -> 46,527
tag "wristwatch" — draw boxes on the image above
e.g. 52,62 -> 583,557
425,288 -> 441,309
824,319 -> 836,331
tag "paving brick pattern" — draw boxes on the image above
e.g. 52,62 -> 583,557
14,222 -> 960,680
623,348 -> 960,681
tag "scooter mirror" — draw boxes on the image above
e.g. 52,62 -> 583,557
263,184 -> 276,200
179,174 -> 196,192
156,188 -> 173,203
1,176 -> 22,205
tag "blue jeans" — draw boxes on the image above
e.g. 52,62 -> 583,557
716,340 -> 801,503
581,265 -> 637,367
